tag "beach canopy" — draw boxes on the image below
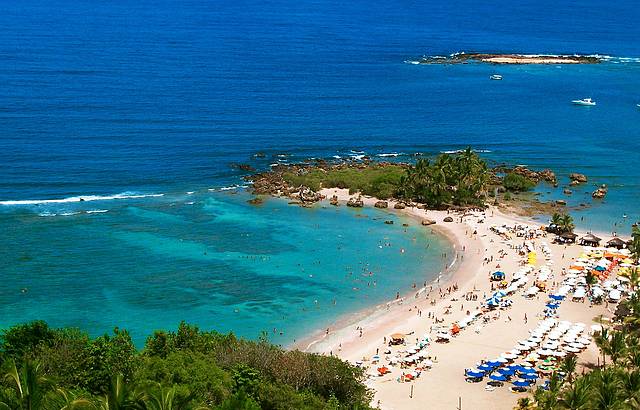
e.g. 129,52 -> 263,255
390,333 -> 405,340
549,294 -> 564,301
512,380 -> 532,387
497,367 -> 515,376
478,364 -> 494,372
487,360 -> 503,367
466,370 -> 484,378
489,374 -> 507,381
520,373 -> 538,380
519,367 -> 537,374
546,302 -> 560,309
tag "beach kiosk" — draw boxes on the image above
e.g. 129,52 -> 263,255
558,232 -> 578,244
580,233 -> 602,247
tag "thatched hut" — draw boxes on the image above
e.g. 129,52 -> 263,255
580,233 -> 602,247
558,232 -> 578,244
606,237 -> 627,249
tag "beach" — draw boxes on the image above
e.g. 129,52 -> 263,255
301,188 -> 614,409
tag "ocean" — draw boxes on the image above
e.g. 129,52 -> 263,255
0,0 -> 638,345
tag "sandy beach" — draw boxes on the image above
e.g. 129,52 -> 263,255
300,188 -> 615,410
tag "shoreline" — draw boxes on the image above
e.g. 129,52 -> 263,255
292,188 -> 484,355
290,188 -> 619,410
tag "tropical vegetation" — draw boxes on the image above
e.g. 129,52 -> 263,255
0,321 -> 372,409
522,291 -> 640,409
503,173 -> 536,193
548,213 -> 575,234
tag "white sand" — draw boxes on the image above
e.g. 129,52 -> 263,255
299,188 -> 614,410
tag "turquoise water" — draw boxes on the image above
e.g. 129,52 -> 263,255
0,0 -> 639,344
0,190 -> 450,346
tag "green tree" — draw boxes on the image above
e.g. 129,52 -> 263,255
0,359 -> 51,410
503,173 -> 535,192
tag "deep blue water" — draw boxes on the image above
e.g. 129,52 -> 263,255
0,0 -> 639,344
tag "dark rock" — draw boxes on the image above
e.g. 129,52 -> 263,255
374,201 -> 388,209
416,204 -> 427,209
592,185 -> 608,199
443,216 -> 454,222
563,189 -> 572,195
402,223 -> 409,227
569,173 -> 588,184
232,163 -> 256,172
347,196 -> 364,207
247,197 -> 264,205
329,195 -> 339,206
422,219 -> 436,226
384,220 -> 394,225
555,200 -> 567,206
393,202 -> 406,209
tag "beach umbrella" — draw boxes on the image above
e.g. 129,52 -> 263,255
577,337 -> 591,345
546,303 -> 560,309
478,364 -> 494,372
466,370 -> 484,378
498,367 -> 515,376
490,374 -> 507,382
501,352 -> 518,360
549,294 -> 564,301
519,367 -> 537,374
520,373 -> 538,380
487,360 -> 503,367
512,380 -> 532,387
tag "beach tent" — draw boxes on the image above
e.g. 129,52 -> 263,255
491,271 -> 506,281
389,333 -> 405,345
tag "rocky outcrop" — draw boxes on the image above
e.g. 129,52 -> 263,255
443,216 -> 454,222
416,204 -> 427,210
421,219 -> 436,226
555,200 -> 567,206
247,197 -> 264,205
563,189 -> 572,195
569,173 -> 588,184
329,195 -> 339,206
384,220 -> 394,225
494,165 -> 557,184
393,202 -> 406,209
347,196 -> 364,207
232,163 -> 256,172
592,184 -> 608,199
298,186 -> 323,203
374,201 -> 388,209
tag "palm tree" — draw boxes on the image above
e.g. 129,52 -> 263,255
628,268 -> 640,292
557,377 -> 591,409
46,389 -> 96,410
618,369 -> 640,408
561,356 -> 578,383
595,327 -> 610,367
139,383 -> 194,410
96,375 -> 144,410
629,225 -> 640,263
607,331 -> 627,365
0,359 -> 51,410
559,214 -> 575,234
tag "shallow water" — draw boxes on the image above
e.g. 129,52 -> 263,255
0,0 -> 639,343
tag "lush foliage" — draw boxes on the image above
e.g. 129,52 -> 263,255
0,321 -> 372,409
630,225 -> 640,263
548,213 -> 575,234
283,165 -> 406,199
397,148 -> 489,208
503,173 -> 536,193
527,293 -> 640,409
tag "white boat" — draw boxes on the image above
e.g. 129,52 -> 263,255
572,98 -> 596,106
490,74 -> 502,80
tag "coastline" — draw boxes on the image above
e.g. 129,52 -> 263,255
292,188 -> 485,355
292,188 -> 616,410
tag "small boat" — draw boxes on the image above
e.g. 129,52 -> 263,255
572,98 -> 596,106
490,74 -> 502,80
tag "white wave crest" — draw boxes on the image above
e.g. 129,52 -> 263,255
86,209 -> 109,214
1,192 -> 164,206
440,149 -> 492,154
377,152 -> 403,157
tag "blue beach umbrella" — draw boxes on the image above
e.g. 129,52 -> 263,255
595,265 -> 606,271
520,373 -> 538,380
466,370 -> 484,378
487,361 -> 502,367
549,294 -> 564,301
498,367 -> 515,376
478,364 -> 494,372
489,374 -> 507,382
512,380 -> 532,387
546,303 -> 559,309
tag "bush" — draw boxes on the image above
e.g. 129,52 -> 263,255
503,173 -> 536,192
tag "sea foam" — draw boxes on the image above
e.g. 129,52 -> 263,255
1,192 -> 164,206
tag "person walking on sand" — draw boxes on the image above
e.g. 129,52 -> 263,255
524,313 -> 528,324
